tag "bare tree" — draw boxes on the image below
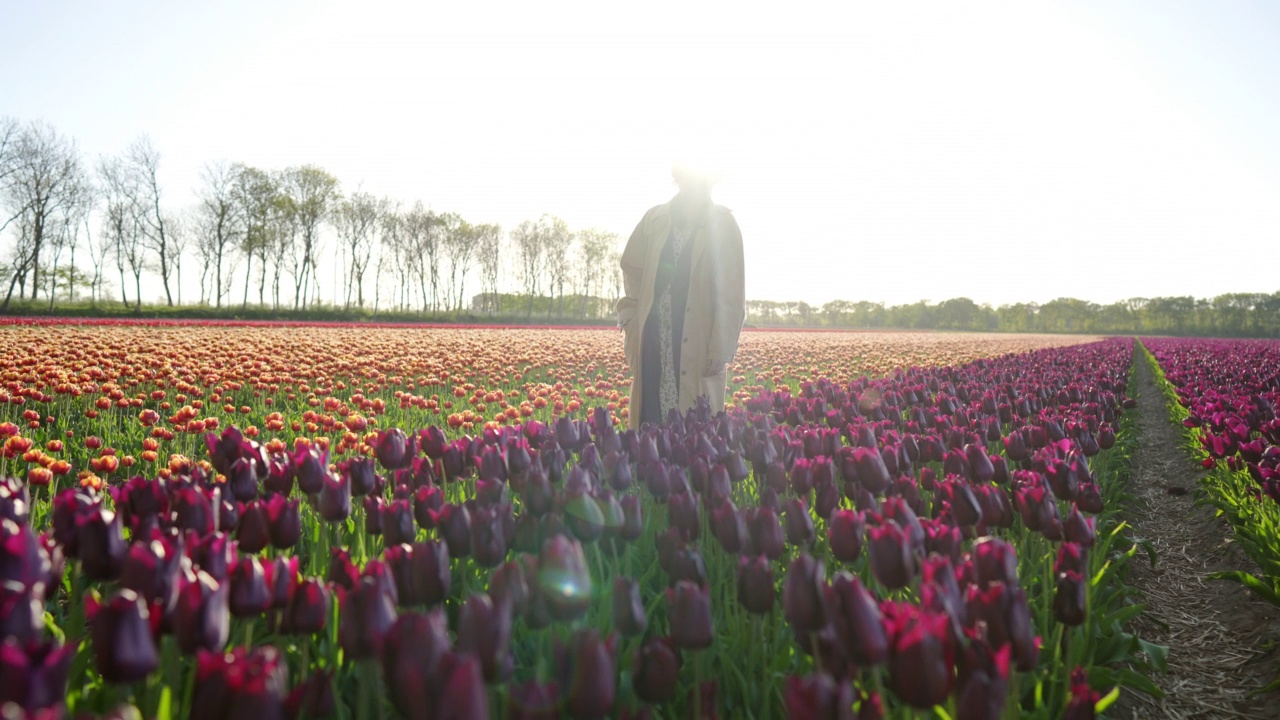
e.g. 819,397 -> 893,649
1,120 -> 84,309
124,136 -> 177,305
511,215 -> 558,319
333,190 -> 382,309
280,165 -> 338,309
377,201 -> 410,311
402,201 -> 439,312
43,173 -> 94,310
574,228 -> 617,319
98,155 -> 147,310
475,221 -> 503,314
197,161 -> 243,307
541,215 -> 573,318
167,210 -> 192,305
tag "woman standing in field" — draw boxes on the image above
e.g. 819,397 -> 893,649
617,164 -> 746,430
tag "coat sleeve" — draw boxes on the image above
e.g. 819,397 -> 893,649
616,211 -> 650,327
707,211 -> 745,363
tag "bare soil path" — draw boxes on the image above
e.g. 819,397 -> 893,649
1116,351 -> 1280,719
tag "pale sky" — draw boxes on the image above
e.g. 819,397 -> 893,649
3,0 -> 1278,308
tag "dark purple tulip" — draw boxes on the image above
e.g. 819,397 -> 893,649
564,491 -> 604,544
285,670 -> 335,720
268,556 -> 298,610
114,475 -> 168,532
737,555 -> 776,615
225,456 -> 260,504
235,500 -> 270,554
88,590 -> 159,683
327,548 -> 360,592
668,491 -> 700,541
191,645 -> 288,720
853,447 -> 891,493
1054,571 -> 1087,626
783,553 -> 826,633
292,444 -> 328,495
1063,667 -> 1099,720
365,495 -> 388,536
51,489 -> 93,553
0,519 -> 52,590
1077,481 -> 1104,515
536,535 -> 592,622
344,456 -> 378,496
955,639 -> 1011,720
228,556 -> 272,618
885,604 -> 954,710
971,537 -> 1019,588
470,503 -> 510,568
264,494 -> 301,550
604,450 -> 633,492
488,560 -> 530,619
174,569 -> 230,654
559,629 -> 616,719
668,580 -> 714,650
0,580 -> 43,645
382,498 -> 417,546
1063,504 -> 1096,548
826,572 -> 888,666
120,538 -> 182,614
413,485 -> 445,530
186,531 -> 237,583
76,507 -> 126,581
508,680 -> 562,720
457,593 -> 514,683
964,444 -> 995,483
612,576 -> 647,636
1097,424 -> 1116,450
867,520 -> 915,591
317,471 -> 351,522
785,672 -> 855,720
711,501 -> 747,554
381,609 -> 452,717
433,503 -> 472,558
420,425 -> 448,460
0,638 -> 75,712
966,583 -> 1037,672
436,652 -> 491,719
1002,433 -> 1028,462
749,507 -> 785,560
521,465 -> 555,518
339,575 -> 397,660
619,495 -> 643,542
828,510 -> 864,563
282,577 -> 329,635
632,636 -> 681,705
814,479 -> 841,520
937,477 -> 983,528
375,428 -> 410,470
784,497 -> 815,547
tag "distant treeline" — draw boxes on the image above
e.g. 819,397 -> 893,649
747,294 -> 1280,337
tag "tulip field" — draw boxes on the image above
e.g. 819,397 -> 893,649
1142,338 -> 1280,612
0,321 -> 1174,719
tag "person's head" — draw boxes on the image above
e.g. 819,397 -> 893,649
671,163 -> 716,202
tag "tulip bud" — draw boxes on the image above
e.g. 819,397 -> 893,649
785,672 -> 856,720
737,555 -> 775,615
88,590 -> 159,683
667,581 -> 714,650
631,636 -> 681,704
612,576 -> 647,636
825,572 -> 887,666
783,553 -> 826,633
827,510 -> 864,563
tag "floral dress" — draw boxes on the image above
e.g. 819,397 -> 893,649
639,225 -> 694,426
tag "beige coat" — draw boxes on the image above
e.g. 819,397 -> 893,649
616,199 -> 745,429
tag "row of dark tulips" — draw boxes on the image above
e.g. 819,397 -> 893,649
1142,338 -> 1280,608
0,337 -> 1160,718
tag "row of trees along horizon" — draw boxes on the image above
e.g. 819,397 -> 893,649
3,117 -> 1278,337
